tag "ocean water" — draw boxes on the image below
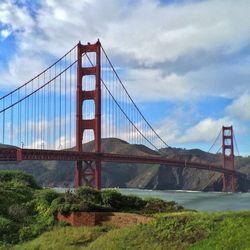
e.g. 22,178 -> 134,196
120,189 -> 250,212
53,188 -> 250,212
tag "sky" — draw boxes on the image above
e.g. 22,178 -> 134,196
0,0 -> 250,155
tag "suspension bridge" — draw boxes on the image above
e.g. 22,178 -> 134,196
0,40 -> 246,192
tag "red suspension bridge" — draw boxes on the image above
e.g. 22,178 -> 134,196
0,40 -> 246,192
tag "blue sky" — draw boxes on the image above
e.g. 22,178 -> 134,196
0,0 -> 250,155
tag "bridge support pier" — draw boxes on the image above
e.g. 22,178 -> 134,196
222,126 -> 235,192
75,40 -> 102,190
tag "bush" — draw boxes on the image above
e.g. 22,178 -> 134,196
33,189 -> 61,227
76,201 -> 112,212
35,189 -> 61,206
51,197 -> 66,214
123,195 -> 146,210
76,186 -> 101,204
64,190 -> 80,204
8,204 -> 28,222
0,217 -> 19,243
18,221 -> 49,242
0,170 -> 40,189
101,189 -> 125,210
56,203 -> 72,215
101,189 -> 146,211
0,171 -> 61,245
0,182 -> 34,216
51,187 -> 183,215
142,198 -> 183,214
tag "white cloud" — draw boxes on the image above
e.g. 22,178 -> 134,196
0,29 -> 11,39
0,0 -> 34,34
1,0 -> 250,154
1,0 -> 250,85
177,117 -> 230,144
106,0 -> 250,65
126,69 -> 192,101
1,55 -> 48,87
125,58 -> 250,102
226,92 -> 250,121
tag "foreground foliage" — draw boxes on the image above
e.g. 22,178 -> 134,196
0,171 -> 59,245
9,211 -> 250,250
1,170 -> 249,249
0,170 -> 182,247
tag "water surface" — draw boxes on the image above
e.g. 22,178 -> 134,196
53,187 -> 250,212
120,189 -> 250,212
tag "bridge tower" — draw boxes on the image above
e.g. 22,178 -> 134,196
222,126 -> 235,192
75,40 -> 101,190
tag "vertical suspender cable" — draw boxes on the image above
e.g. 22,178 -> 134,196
48,69 -> 51,149
18,90 -> 21,146
43,72 -> 46,148
27,86 -> 29,148
10,93 -> 13,145
59,60 -> 62,149
64,55 -> 67,149
69,51 -> 72,147
2,99 -> 5,144
54,63 -> 56,149
30,80 -> 33,148
25,85 -> 27,147
37,76 -> 40,148
34,82 -> 36,148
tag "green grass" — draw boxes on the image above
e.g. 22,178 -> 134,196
190,211 -> 250,250
7,211 -> 250,250
85,211 -> 209,250
10,226 -> 112,250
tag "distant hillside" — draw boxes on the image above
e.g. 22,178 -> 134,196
0,138 -> 250,191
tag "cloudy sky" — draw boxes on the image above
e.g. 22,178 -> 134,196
0,0 -> 250,154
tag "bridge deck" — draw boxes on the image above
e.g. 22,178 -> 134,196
0,148 -> 244,177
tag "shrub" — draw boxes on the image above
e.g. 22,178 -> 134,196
24,200 -> 37,216
34,189 -> 60,227
56,203 -> 72,215
64,190 -> 79,204
8,204 -> 28,222
142,198 -> 183,214
18,222 -> 50,242
0,170 -> 40,189
0,217 -> 19,243
0,182 -> 34,216
35,189 -> 60,206
76,186 -> 101,204
76,201 -> 112,212
101,189 -> 126,210
51,197 -> 66,214
123,195 -> 146,210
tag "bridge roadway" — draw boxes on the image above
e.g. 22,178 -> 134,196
0,147 -> 245,178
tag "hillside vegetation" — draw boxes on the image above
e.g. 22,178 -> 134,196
9,211 -> 250,250
0,170 -> 182,248
0,170 -> 250,250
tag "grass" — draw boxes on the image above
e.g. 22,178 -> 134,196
7,211 -> 250,250
190,211 -> 250,250
10,226 -> 112,250
85,211 -> 209,250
